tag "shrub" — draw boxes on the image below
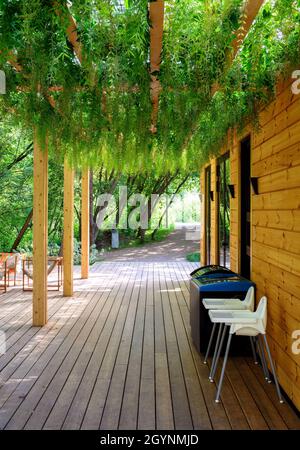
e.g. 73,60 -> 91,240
186,252 -> 200,262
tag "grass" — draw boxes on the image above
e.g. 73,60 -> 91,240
186,251 -> 200,262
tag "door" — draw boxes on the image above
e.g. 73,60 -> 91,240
240,136 -> 251,278
205,166 -> 211,265
218,153 -> 230,268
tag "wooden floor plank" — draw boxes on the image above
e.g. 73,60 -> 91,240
81,263 -> 139,429
118,264 -> 148,430
41,265 -> 128,430
0,261 -> 298,430
224,359 -> 268,430
159,265 -> 195,430
153,264 -> 174,430
245,358 -> 300,430
0,289 -> 92,421
138,264 -> 156,430
61,266 -> 135,430
99,264 -> 145,430
34,264 -> 129,430
0,294 -> 65,374
235,357 -> 288,430
3,265 -> 119,429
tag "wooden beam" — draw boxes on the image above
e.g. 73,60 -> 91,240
149,0 -> 164,133
63,159 -> 74,297
54,3 -> 82,64
231,0 -> 265,59
149,1 -> 164,73
148,0 -> 263,132
211,0 -> 264,95
33,132 -> 48,326
65,13 -> 82,63
81,168 -> 90,279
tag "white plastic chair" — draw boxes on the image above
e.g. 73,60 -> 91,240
202,287 -> 258,379
208,296 -> 284,403
203,286 -> 255,312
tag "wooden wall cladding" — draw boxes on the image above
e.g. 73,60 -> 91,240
251,81 -> 300,411
200,79 -> 300,411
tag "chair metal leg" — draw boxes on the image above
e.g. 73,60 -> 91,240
263,334 -> 284,403
209,323 -> 223,381
257,335 -> 271,382
210,325 -> 228,382
204,323 -> 216,365
215,332 -> 233,403
250,336 -> 258,365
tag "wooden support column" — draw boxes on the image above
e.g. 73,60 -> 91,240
210,159 -> 219,265
81,168 -> 90,279
63,159 -> 74,296
200,170 -> 206,266
229,128 -> 241,273
33,133 -> 48,326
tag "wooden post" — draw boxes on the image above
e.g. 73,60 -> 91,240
81,168 -> 90,279
211,159 -> 219,265
89,169 -> 94,246
63,159 -> 74,296
33,133 -> 48,326
200,170 -> 206,266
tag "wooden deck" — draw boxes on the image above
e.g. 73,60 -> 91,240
0,261 -> 299,430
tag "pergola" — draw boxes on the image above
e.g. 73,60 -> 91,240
5,0 -> 264,326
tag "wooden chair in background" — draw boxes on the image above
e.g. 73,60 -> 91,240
22,256 -> 63,291
0,257 -> 7,294
6,253 -> 19,286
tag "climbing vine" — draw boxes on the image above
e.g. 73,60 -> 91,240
0,0 -> 299,174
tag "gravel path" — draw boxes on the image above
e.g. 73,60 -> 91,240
100,227 -> 200,262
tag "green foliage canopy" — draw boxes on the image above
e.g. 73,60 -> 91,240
0,0 -> 299,174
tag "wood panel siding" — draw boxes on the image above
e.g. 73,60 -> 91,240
202,79 -> 300,411
250,80 -> 300,411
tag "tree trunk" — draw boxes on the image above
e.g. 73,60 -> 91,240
151,175 -> 189,240
10,209 -> 33,251
0,142 -> 33,178
91,174 -> 120,245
